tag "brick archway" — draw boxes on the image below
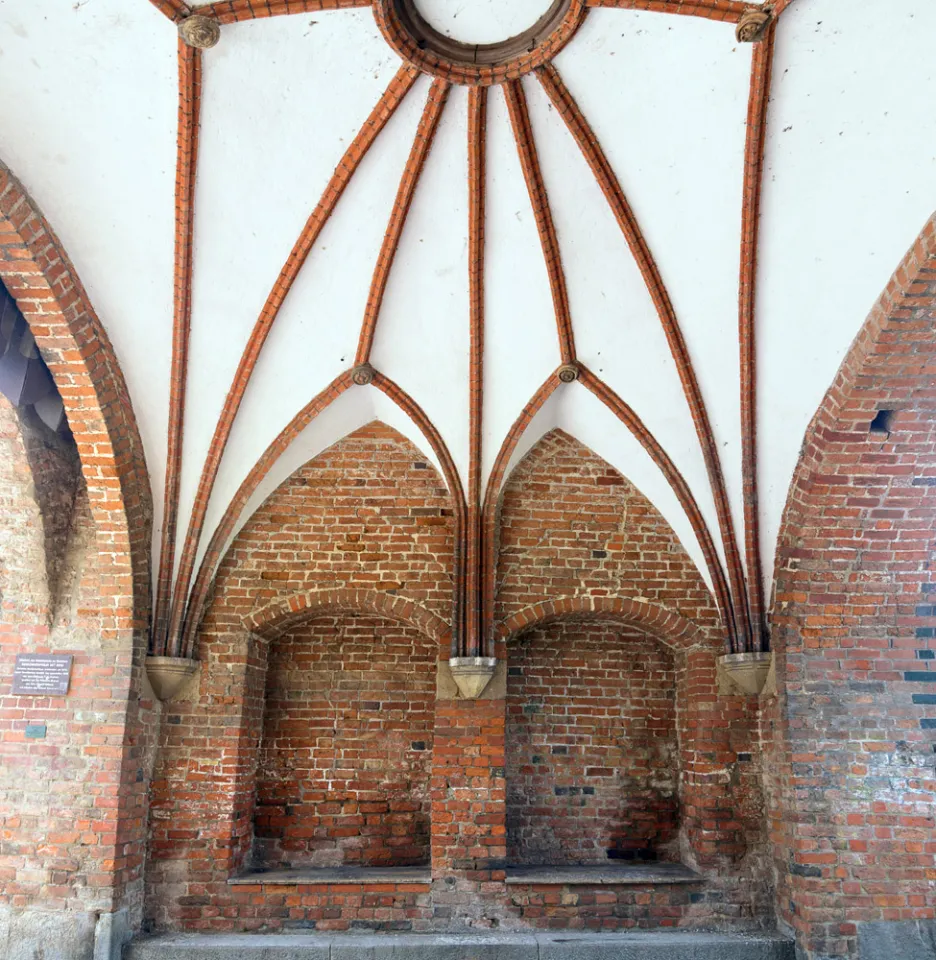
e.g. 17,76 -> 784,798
498,594 -> 758,870
0,162 -> 154,952
0,160 -> 152,631
245,586 -> 452,648
767,213 -> 936,960
497,596 -> 711,651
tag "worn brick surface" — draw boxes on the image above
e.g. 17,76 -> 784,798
0,395 -> 159,927
494,429 -> 721,634
507,621 -> 678,865
493,432 -> 769,930
0,165 -> 156,943
766,217 -> 936,959
146,424 -> 455,931
255,615 -> 436,869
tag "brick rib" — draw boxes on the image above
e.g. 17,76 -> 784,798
537,62 -> 750,650
194,0 -> 371,23
170,66 -> 418,651
149,0 -> 192,21
503,80 -> 576,367
181,372 -> 354,656
154,41 -> 202,657
355,78 -> 450,366
480,374 -> 562,654
738,29 -> 775,651
372,372 -> 468,658
466,85 -> 487,658
585,0 -> 747,22
578,365 -> 737,650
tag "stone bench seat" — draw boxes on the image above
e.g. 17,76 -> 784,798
504,862 -> 702,885
227,865 -> 432,886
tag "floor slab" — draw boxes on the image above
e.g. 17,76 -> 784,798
125,930 -> 796,960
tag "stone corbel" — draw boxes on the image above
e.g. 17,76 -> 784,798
145,656 -> 199,702
439,657 -> 502,700
717,651 -> 773,696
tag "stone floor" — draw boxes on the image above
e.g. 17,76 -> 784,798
125,930 -> 796,960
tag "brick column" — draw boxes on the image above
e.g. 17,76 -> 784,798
430,696 -> 507,927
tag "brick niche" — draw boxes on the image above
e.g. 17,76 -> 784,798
507,620 -> 678,866
254,614 -> 436,869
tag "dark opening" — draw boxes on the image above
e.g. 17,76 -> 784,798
869,409 -> 894,434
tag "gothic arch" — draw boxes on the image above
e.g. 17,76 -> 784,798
246,586 -> 451,647
0,160 -> 152,634
767,213 -> 936,958
493,427 -> 723,644
497,595 -> 709,652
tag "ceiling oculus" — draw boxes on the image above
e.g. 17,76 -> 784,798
374,0 -> 587,85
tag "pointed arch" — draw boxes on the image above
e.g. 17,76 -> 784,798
768,213 -> 936,958
245,587 -> 451,646
0,161 -> 152,634
189,418 -> 458,658
0,159 -> 153,950
493,426 -> 723,649
182,380 -> 465,655
497,595 -> 709,651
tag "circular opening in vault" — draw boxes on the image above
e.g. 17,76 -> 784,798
410,0 -> 560,46
374,0 -> 584,85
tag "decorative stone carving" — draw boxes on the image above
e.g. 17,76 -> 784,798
735,8 -> 771,43
145,656 -> 199,702
178,15 -> 221,50
717,651 -> 773,696
557,363 -> 580,383
352,363 -> 376,386
448,657 -> 497,699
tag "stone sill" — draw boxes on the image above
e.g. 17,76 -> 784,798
228,865 -> 431,886
504,863 -> 702,885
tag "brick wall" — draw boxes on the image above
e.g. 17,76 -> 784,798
493,430 -> 770,930
1,406 -> 81,613
0,394 -> 159,956
145,421 -> 774,934
494,429 -> 721,634
0,169 -> 155,958
255,614 -> 436,869
767,217 -> 936,958
0,396 -> 50,615
208,421 -> 455,629
146,423 -> 455,931
429,698 -> 507,928
507,620 -> 678,865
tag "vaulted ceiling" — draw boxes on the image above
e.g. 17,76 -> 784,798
1,0 -> 934,655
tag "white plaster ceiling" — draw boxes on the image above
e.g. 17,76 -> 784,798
2,0 -> 935,622
758,0 -> 936,586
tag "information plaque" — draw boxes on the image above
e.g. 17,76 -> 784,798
11,654 -> 73,696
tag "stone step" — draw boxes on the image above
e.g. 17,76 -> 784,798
125,930 -> 795,960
